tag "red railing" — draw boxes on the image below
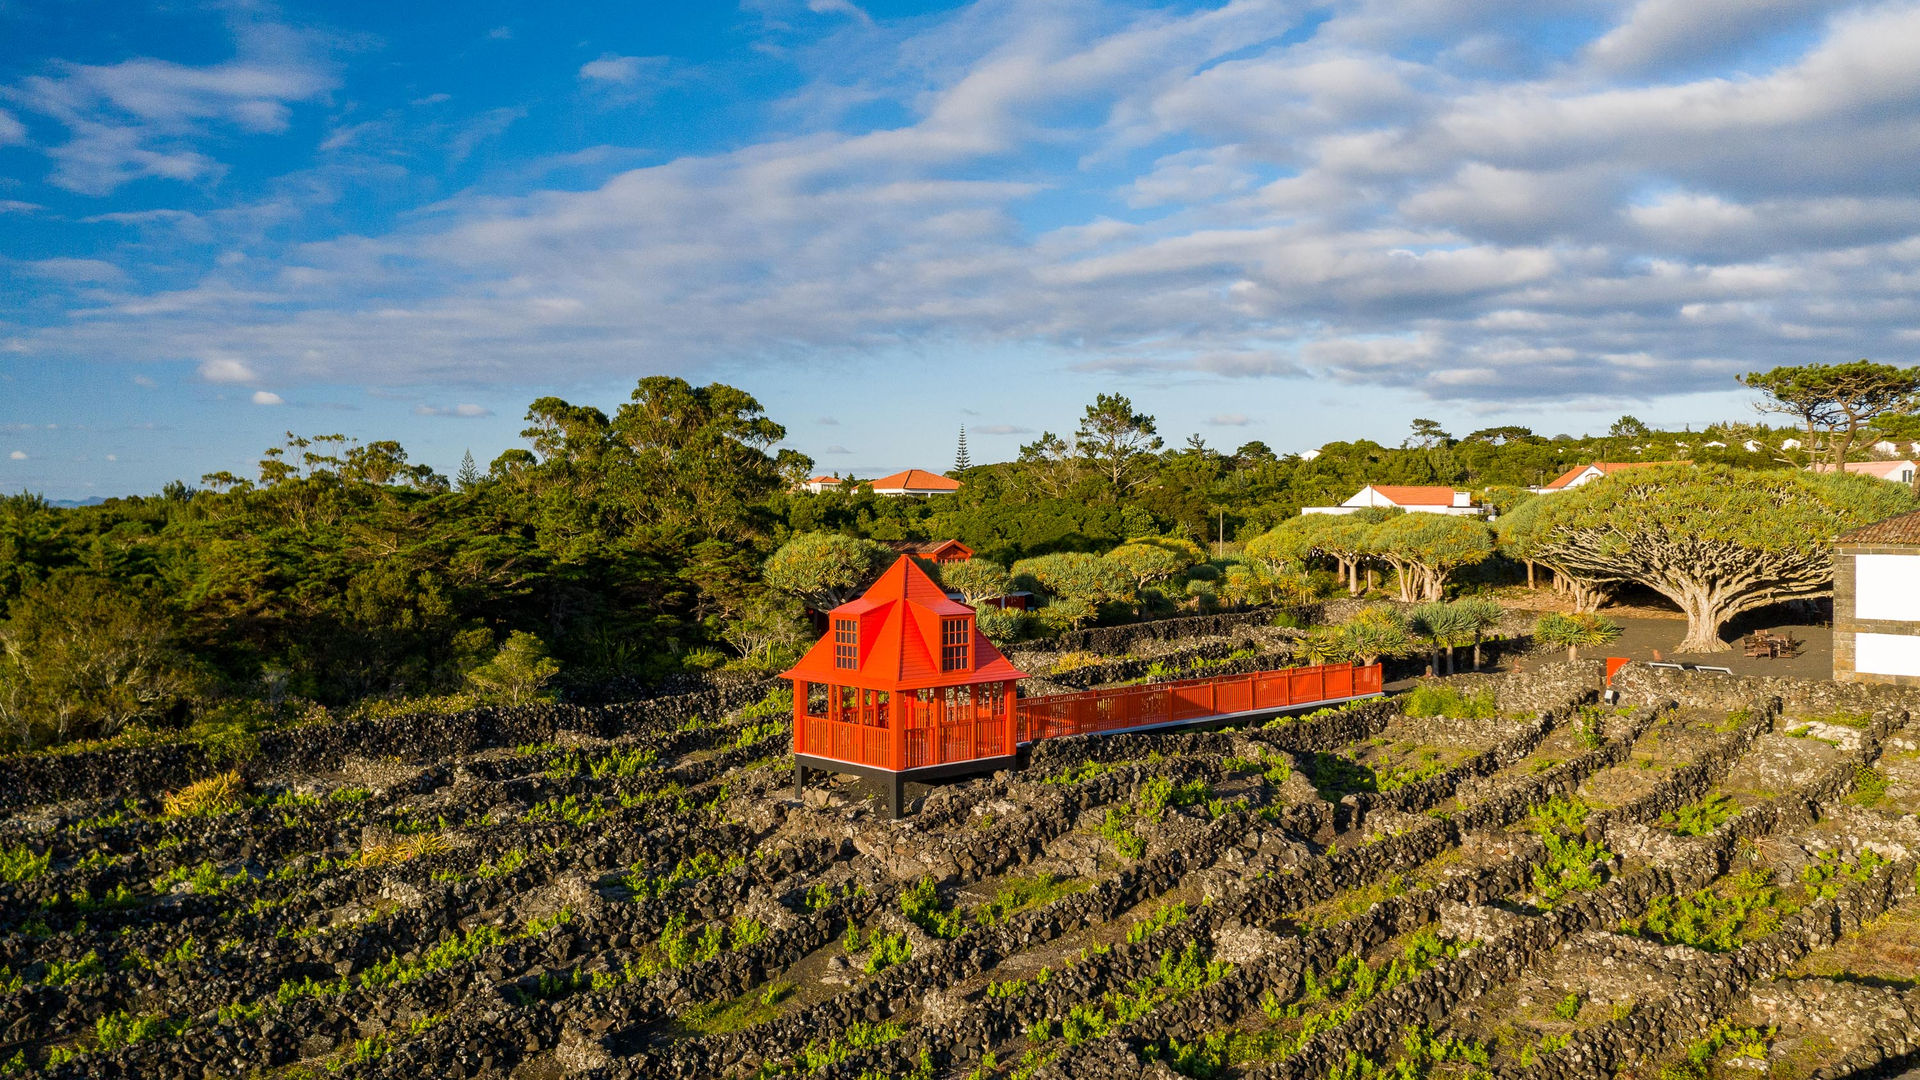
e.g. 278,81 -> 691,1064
794,661 -> 1381,773
1015,661 -> 1381,745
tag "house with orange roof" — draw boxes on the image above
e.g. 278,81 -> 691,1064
884,539 -> 974,564
1532,461 -> 1676,493
801,474 -> 848,494
1810,460 -> 1917,484
1300,484 -> 1480,517
869,468 -> 963,497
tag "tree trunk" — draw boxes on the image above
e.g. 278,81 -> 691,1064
1526,561 -> 1535,589
1471,640 -> 1483,670
1566,644 -> 1577,663
1443,644 -> 1455,674
1366,566 -> 1376,592
1676,587 -> 1731,652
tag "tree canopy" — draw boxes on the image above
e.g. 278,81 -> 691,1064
1525,463 -> 1914,651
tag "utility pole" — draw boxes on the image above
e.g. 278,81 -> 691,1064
1215,507 -> 1225,559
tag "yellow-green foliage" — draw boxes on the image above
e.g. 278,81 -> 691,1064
161,770 -> 245,818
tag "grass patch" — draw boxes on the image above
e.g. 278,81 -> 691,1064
1657,793 -> 1738,837
1400,685 -> 1496,721
677,981 -> 794,1036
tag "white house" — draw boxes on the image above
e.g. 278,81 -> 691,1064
1811,460 -> 1918,484
1781,438 -> 1803,451
1531,461 -> 1675,494
1301,485 -> 1480,516
1836,510 -> 1920,685
801,475 -> 846,494
1298,449 -> 1322,462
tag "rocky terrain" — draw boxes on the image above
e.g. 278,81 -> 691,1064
0,658 -> 1917,1079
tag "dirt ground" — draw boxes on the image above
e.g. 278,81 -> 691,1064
1495,584 -> 1835,680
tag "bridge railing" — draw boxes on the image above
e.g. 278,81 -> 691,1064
1014,661 -> 1381,745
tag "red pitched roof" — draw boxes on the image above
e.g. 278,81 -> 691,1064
1541,462 -> 1672,490
806,475 -> 842,484
1365,485 -> 1459,506
884,539 -> 974,560
780,556 -> 1024,691
869,468 -> 962,492
1839,508 -> 1920,545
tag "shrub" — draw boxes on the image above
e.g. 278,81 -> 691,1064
1400,684 -> 1495,720
0,845 -> 50,884
162,771 -> 244,818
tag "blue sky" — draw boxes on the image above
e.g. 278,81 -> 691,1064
4,0 -> 1920,498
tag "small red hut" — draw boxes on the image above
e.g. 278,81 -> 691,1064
782,556 -> 1026,817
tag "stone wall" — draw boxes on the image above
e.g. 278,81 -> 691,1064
1612,662 -> 1920,717
0,679 -> 779,812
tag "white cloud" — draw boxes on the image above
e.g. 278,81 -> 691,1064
413,403 -> 493,417
6,23 -> 334,194
251,390 -> 284,405
1209,413 -> 1253,426
822,444 -> 853,454
0,199 -> 39,214
21,257 -> 126,283
447,106 -> 524,163
198,356 -> 257,383
132,374 -> 157,388
7,451 -> 24,461
975,424 -> 1033,435
0,108 -> 23,144
17,0 -> 1920,411
578,55 -> 662,85
808,0 -> 874,24
1586,0 -> 1834,75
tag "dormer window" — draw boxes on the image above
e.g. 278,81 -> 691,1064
834,619 -> 858,669
941,617 -> 970,671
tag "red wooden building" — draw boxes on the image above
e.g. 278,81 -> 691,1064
783,556 -> 1026,815
782,556 -> 1383,816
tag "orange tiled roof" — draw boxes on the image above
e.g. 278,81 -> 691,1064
1365,485 -> 1460,506
869,468 -> 962,492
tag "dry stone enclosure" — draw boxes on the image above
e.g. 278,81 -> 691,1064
2,658 -> 1920,1079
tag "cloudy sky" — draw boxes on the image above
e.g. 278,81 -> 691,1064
4,0 -> 1920,498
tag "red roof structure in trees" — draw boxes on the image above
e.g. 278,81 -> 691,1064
781,556 -> 1023,692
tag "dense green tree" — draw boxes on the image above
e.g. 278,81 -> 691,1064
1074,393 -> 1162,497
938,559 -> 1014,605
1527,464 -> 1913,651
466,631 -> 561,706
1741,361 -> 1920,467
1367,514 -> 1492,602
1010,552 -> 1132,608
762,532 -> 893,612
0,575 -> 199,747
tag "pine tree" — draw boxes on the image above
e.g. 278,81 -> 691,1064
455,450 -> 481,491
954,426 -> 971,471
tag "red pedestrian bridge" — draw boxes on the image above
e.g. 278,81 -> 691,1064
781,556 -> 1384,816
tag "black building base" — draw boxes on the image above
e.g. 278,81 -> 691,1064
793,753 -> 1018,819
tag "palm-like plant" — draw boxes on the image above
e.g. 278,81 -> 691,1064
1534,612 -> 1623,663
1408,602 -> 1478,675
1455,598 -> 1505,670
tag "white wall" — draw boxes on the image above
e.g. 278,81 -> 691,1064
1855,554 -> 1920,621
1855,631 -> 1920,677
